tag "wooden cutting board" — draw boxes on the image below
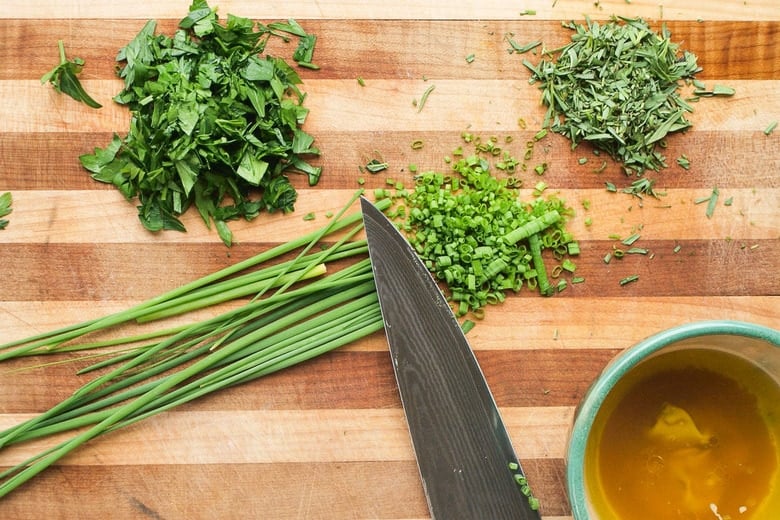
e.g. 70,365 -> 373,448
1,1 -> 778,518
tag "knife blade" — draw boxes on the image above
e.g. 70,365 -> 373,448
360,197 -> 541,520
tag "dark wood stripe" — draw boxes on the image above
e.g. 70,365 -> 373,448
0,239 -> 775,301
2,130 -> 779,190
2,19 -> 778,80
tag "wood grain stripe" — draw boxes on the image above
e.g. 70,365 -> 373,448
3,0 -> 779,21
2,296 -> 777,351
0,189 -> 775,244
2,131 -> 779,190
2,20 -> 778,80
3,79 -> 778,133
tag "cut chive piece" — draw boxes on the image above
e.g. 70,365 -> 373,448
619,274 -> 640,286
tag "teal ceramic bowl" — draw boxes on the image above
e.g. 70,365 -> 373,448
565,320 -> 780,519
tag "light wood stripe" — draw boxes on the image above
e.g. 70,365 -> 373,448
2,297 -> 778,350
0,188 -> 775,244
4,0 -> 780,21
2,79 -> 778,133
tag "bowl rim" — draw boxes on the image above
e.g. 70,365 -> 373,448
565,319 -> 780,520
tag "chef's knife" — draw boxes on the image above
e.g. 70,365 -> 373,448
360,197 -> 541,519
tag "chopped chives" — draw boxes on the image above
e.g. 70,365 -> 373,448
383,134 -> 577,318
416,84 -> 436,113
619,274 -> 640,286
705,187 -> 719,218
621,233 -> 641,246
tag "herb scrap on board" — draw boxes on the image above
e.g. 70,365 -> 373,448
41,40 -> 102,108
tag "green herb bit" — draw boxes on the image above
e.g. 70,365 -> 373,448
519,9 -> 537,15
673,244 -> 682,253
619,274 -> 640,286
506,35 -> 542,54
705,187 -> 719,218
676,154 -> 691,170
623,178 -> 662,199
411,140 -> 424,150
465,54 -> 476,63
0,192 -> 12,230
508,462 -> 540,510
593,161 -> 608,174
41,40 -> 102,108
533,181 -> 548,196
416,84 -> 436,113
605,182 -> 617,192
461,320 -> 476,334
357,77 -> 366,86
621,233 -> 641,246
302,212 -> 316,221
694,84 -> 736,97
764,121 -> 777,136
365,159 -> 389,173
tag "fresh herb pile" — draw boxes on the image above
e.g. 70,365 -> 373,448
523,16 -> 701,178
0,193 -> 386,498
81,0 -> 322,246
377,135 -> 579,318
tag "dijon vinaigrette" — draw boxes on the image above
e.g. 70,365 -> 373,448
584,348 -> 780,519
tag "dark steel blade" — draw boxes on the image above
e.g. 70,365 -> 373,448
360,197 -> 541,520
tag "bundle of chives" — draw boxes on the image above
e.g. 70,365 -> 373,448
0,192 -> 388,498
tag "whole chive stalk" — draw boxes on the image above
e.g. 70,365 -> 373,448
0,192 -> 394,497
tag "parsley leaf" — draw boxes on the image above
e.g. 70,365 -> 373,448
0,192 -> 12,230
41,40 -> 102,108
80,0 -> 322,246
